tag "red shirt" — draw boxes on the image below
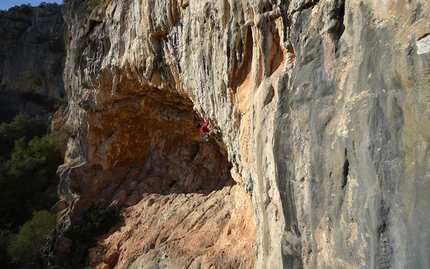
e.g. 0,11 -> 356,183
200,119 -> 210,134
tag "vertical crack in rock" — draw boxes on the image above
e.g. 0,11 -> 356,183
230,25 -> 253,89
273,76 -> 303,269
377,201 -> 393,269
337,1 -> 346,39
342,149 -> 349,190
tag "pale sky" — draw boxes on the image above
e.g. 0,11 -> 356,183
0,1 -> 62,11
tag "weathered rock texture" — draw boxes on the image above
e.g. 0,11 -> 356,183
59,0 -> 430,268
0,4 -> 66,121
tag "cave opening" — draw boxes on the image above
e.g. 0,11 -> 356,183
80,87 -> 256,268
95,87 -> 236,205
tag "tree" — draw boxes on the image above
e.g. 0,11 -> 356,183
0,134 -> 62,228
7,210 -> 57,264
0,230 -> 14,269
0,114 -> 46,158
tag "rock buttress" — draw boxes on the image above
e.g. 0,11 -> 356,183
59,0 -> 430,268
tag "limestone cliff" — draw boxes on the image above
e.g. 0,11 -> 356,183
0,3 -> 66,121
58,0 -> 430,268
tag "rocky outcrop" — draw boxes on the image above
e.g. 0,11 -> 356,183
0,3 -> 66,121
58,0 -> 430,268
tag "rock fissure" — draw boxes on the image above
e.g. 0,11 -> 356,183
342,149 -> 349,190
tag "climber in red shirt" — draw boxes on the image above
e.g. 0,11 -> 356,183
198,118 -> 211,134
196,117 -> 220,141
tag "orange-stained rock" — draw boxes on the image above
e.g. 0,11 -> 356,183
89,185 -> 255,269
51,199 -> 67,213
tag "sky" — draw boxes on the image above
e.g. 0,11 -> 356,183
0,1 -> 62,11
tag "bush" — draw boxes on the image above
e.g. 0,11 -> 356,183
0,5 -> 32,40
6,134 -> 62,194
7,210 -> 57,264
88,0 -> 101,12
0,113 -> 62,266
0,230 -> 14,269
59,203 -> 120,268
0,114 -> 46,158
53,96 -> 69,111
0,132 -> 62,228
19,4 -> 33,15
66,203 -> 120,245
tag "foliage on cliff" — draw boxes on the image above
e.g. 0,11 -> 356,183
7,210 -> 57,264
87,0 -> 102,12
0,114 -> 62,267
58,203 -> 121,268
0,4 -> 32,40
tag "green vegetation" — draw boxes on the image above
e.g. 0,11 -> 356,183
7,211 -> 57,264
0,91 -> 114,268
0,121 -> 62,227
88,0 -> 102,12
53,96 -> 69,111
0,230 -> 13,269
0,5 -> 33,40
3,134 -> 62,200
0,114 -> 62,267
59,203 -> 121,268
0,113 -> 46,158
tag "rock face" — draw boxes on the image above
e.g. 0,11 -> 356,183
59,0 -> 430,268
0,4 -> 66,121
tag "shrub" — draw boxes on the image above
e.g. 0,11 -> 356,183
88,0 -> 101,12
0,114 -> 46,158
65,203 -> 120,245
5,134 -> 62,198
0,230 -> 14,268
53,96 -> 69,111
18,4 -> 33,15
0,132 -> 62,228
7,210 -> 57,264
59,203 -> 120,268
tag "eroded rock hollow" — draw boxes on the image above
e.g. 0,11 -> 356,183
57,0 -> 430,268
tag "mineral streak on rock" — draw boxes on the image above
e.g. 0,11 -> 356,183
58,0 -> 430,268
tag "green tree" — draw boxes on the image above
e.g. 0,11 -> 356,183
0,134 -> 62,228
7,210 -> 57,264
0,114 -> 46,158
88,0 -> 101,12
66,203 -> 120,246
59,203 -> 120,268
0,230 -> 14,269
4,134 -> 61,198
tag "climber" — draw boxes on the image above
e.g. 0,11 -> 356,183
196,116 -> 220,141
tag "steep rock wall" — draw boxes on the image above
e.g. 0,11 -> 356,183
0,4 -> 66,121
59,0 -> 430,268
